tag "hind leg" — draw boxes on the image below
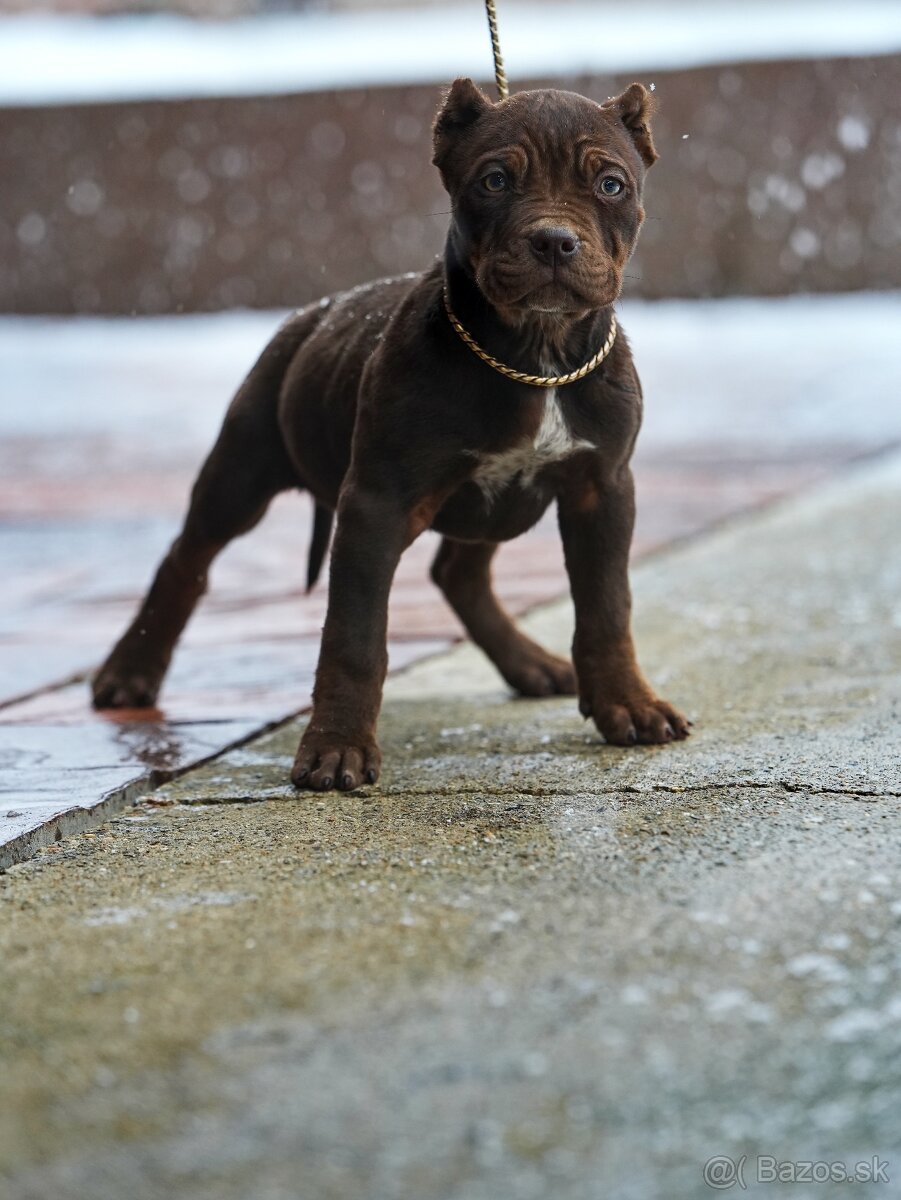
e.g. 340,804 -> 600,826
93,381 -> 299,709
431,538 -> 576,696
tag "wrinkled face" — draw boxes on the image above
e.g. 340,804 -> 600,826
433,82 -> 657,317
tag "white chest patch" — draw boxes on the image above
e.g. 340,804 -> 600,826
472,390 -> 594,500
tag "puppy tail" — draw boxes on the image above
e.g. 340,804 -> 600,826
306,502 -> 334,592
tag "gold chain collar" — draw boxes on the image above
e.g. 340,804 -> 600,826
442,290 -> 617,388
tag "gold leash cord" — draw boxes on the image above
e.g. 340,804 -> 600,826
484,0 -> 509,100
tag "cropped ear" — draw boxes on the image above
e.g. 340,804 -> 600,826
432,77 -> 493,171
602,82 -> 658,168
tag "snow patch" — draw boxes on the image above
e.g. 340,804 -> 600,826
1,3 -> 901,107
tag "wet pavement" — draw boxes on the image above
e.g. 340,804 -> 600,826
3,292 -> 900,866
1,446 -> 899,1199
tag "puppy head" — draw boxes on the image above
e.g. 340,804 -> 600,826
433,80 -> 657,317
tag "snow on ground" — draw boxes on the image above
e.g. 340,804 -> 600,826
1,2 -> 901,106
2,291 -> 900,454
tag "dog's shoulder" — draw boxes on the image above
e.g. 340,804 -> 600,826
301,271 -> 429,338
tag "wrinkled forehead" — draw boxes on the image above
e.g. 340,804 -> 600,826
465,90 -> 642,178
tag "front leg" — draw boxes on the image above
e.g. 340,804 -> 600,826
292,480 -> 412,792
558,467 -> 690,746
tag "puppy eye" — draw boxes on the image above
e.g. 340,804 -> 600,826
599,175 -> 624,197
481,170 -> 508,193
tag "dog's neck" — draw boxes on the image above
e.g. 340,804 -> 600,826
443,235 -> 614,377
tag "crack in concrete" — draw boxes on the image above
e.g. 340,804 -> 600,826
175,780 -> 901,806
618,781 -> 899,799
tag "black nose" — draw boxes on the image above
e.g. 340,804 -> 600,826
529,226 -> 581,265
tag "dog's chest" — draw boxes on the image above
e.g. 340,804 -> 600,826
471,391 -> 593,499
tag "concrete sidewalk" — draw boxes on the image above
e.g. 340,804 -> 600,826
4,292 -> 900,867
2,448 -> 899,1199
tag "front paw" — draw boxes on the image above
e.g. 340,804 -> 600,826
291,727 -> 381,792
581,689 -> 691,746
92,656 -> 165,709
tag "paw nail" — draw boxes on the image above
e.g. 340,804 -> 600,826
365,769 -> 377,784
341,773 -> 354,790
320,776 -> 333,790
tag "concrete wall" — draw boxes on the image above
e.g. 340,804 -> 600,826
1,53 -> 898,313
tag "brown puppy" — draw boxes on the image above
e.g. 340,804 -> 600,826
93,79 -> 690,790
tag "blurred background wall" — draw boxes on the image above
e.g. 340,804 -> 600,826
1,1 -> 899,313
